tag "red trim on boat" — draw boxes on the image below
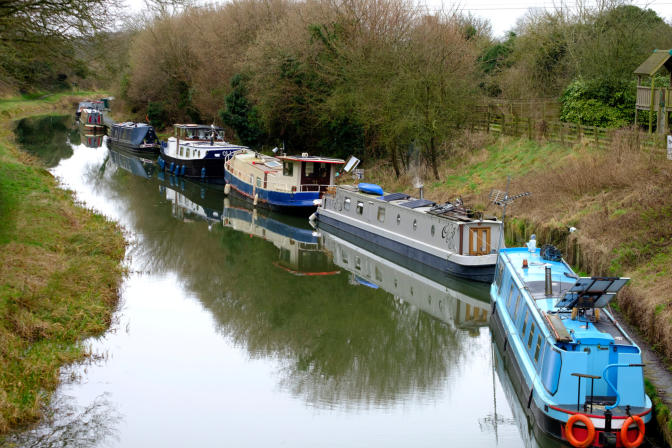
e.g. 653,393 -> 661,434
272,262 -> 340,276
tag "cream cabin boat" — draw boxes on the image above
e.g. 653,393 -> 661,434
315,185 -> 503,282
224,150 -> 344,213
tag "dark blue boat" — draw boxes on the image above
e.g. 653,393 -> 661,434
108,122 -> 160,155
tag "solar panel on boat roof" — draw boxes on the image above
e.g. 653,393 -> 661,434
400,199 -> 436,208
381,193 -> 410,202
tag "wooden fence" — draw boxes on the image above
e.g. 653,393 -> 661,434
466,113 -> 667,150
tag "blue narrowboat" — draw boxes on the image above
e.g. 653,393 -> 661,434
490,242 -> 651,448
224,149 -> 344,214
108,122 -> 160,155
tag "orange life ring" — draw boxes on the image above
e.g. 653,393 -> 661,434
565,414 -> 595,448
620,415 -> 645,448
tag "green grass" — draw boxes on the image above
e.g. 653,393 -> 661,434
0,94 -> 125,434
438,139 -> 576,195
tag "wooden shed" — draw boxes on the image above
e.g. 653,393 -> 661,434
634,49 -> 672,133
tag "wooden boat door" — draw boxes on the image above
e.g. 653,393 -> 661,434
468,227 -> 491,256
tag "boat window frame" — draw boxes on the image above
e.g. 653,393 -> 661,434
513,293 -> 521,319
344,197 -> 351,211
256,177 -> 262,188
412,219 -> 417,231
527,322 -> 536,349
507,284 -> 515,307
356,201 -> 364,215
534,335 -> 543,363
521,309 -> 529,336
186,148 -> 190,158
494,260 -> 504,291
283,161 -> 294,177
377,206 -> 385,223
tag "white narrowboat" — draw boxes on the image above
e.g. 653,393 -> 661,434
315,185 -> 503,282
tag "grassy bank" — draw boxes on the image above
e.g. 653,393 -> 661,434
370,130 -> 672,443
0,93 -> 125,433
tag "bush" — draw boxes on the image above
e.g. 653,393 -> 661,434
560,78 -> 635,128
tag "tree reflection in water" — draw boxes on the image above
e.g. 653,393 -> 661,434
1,393 -> 120,448
91,160 -> 472,409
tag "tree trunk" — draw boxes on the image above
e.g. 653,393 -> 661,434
429,136 -> 440,180
390,145 -> 401,178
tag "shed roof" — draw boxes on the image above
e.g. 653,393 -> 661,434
634,49 -> 672,76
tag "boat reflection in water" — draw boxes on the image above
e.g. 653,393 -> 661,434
108,143 -> 156,179
159,175 -> 223,223
80,133 -> 105,149
222,197 -> 337,276
320,228 -> 490,331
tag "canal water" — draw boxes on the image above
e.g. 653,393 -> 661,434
7,116 -> 550,447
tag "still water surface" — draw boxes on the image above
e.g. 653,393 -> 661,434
8,116 -> 545,447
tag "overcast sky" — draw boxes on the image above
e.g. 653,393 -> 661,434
126,0 -> 672,38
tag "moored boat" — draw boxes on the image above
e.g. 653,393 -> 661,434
158,124 -> 247,181
224,149 -> 344,213
108,122 -> 160,155
315,184 -> 503,282
78,108 -> 105,133
490,242 -> 651,447
75,100 -> 103,120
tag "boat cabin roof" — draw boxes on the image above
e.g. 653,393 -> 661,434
236,151 -> 283,172
278,155 -> 345,164
500,247 -> 633,346
114,122 -> 152,129
337,185 -> 500,224
173,123 -> 223,131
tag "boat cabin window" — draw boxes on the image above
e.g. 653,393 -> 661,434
375,266 -> 382,282
355,257 -> 361,270
186,148 -> 190,158
513,293 -> 521,319
283,162 -> 294,176
534,335 -> 543,363
341,252 -> 348,264
180,147 -> 184,157
431,225 -> 435,237
344,197 -> 351,211
494,260 -> 504,291
356,201 -> 364,215
521,310 -> 529,335
396,214 -> 401,225
527,323 -> 536,349
413,219 -> 417,231
377,207 -> 385,223
256,177 -> 262,187
507,284 -> 515,307
249,174 -> 254,185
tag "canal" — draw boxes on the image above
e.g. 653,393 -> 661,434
7,115 -> 549,447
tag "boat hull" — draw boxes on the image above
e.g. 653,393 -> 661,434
490,305 -> 651,447
159,151 -> 225,182
108,140 -> 159,156
224,169 -> 320,215
317,213 -> 495,282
